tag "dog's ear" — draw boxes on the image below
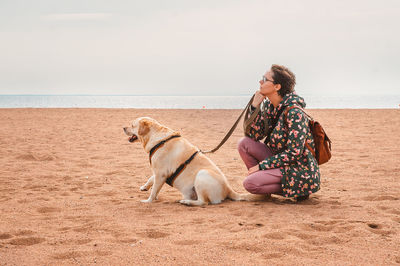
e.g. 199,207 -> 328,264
138,120 -> 150,136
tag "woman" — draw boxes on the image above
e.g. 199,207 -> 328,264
238,64 -> 320,201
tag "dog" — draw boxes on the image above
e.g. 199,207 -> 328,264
123,117 -> 265,206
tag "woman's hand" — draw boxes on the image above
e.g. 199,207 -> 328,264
248,165 -> 260,175
251,90 -> 267,108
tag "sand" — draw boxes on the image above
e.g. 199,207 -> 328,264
0,108 -> 399,265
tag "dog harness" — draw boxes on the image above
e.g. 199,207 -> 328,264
165,150 -> 199,187
149,134 -> 181,164
148,134 -> 200,187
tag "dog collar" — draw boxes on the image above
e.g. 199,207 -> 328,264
149,134 -> 181,164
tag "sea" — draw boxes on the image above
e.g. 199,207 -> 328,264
0,95 -> 399,109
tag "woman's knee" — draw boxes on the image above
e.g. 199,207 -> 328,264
237,136 -> 253,152
243,178 -> 258,194
243,171 -> 282,194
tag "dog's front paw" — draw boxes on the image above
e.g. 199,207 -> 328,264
140,186 -> 148,191
179,199 -> 191,205
140,199 -> 153,203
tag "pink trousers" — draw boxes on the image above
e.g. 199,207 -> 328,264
237,137 -> 283,194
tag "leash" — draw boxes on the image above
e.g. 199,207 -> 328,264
201,94 -> 255,154
146,94 -> 255,187
148,94 -> 255,157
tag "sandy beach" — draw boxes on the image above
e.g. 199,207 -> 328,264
0,108 -> 399,265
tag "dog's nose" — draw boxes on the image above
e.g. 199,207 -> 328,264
123,127 -> 127,132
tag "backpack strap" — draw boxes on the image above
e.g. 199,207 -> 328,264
285,105 -> 313,120
264,105 -> 286,145
284,106 -> 316,158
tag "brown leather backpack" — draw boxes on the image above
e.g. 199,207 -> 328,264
285,106 -> 332,165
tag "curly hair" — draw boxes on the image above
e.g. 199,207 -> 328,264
270,64 -> 296,97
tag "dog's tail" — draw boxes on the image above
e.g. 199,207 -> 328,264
227,188 -> 268,202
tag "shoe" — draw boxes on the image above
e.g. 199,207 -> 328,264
296,195 -> 309,202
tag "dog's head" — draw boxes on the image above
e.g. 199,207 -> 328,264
123,117 -> 155,144
124,117 -> 180,151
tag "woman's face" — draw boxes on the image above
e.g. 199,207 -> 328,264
259,70 -> 279,96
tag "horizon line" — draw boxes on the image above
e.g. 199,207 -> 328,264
1,93 -> 400,97
0,94 -> 252,97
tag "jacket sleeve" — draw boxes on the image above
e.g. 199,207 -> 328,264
246,107 -> 267,141
258,109 -> 308,170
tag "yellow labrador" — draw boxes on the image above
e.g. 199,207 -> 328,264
123,117 -> 264,206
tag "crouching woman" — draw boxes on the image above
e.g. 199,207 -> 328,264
238,64 -> 320,201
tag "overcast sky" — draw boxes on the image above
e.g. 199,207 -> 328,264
1,0 -> 399,96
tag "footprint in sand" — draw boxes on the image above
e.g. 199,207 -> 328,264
0,196 -> 11,203
52,251 -> 86,260
0,233 -> 13,240
263,232 -> 286,240
105,170 -> 121,176
95,250 -> 113,256
327,199 -> 341,206
367,223 -> 381,229
237,222 -> 264,229
362,195 -> 399,201
329,169 -> 342,175
116,238 -> 138,244
228,242 -> 264,253
391,217 -> 400,223
313,235 -> 347,245
37,207 -> 61,213
290,232 -> 317,241
9,237 -> 45,246
15,230 -> 35,236
74,238 -> 92,245
4,230 -> 47,246
73,224 -> 96,233
57,227 -> 71,232
173,240 -> 200,245
23,184 -> 44,191
192,218 -> 205,224
300,222 -> 335,232
309,220 -> 361,236
366,222 -> 393,236
388,209 -> 400,215
137,229 -> 170,239
16,153 -> 56,161
264,253 -> 284,259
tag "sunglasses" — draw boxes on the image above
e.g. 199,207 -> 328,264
262,76 -> 274,83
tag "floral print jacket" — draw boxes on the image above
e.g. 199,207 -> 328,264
247,92 -> 320,198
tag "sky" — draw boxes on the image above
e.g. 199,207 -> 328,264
0,0 -> 399,96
